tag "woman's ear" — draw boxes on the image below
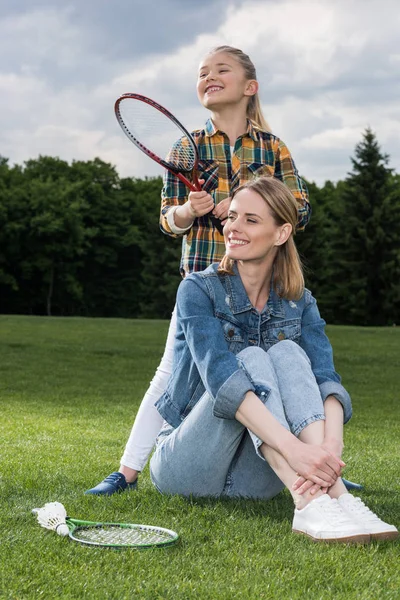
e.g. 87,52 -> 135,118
275,223 -> 292,246
244,80 -> 259,97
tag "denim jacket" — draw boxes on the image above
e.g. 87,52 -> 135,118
155,263 -> 352,428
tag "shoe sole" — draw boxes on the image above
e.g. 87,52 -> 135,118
292,529 -> 371,544
370,531 -> 399,542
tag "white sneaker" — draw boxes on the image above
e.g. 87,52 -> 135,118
292,494 -> 370,543
338,494 -> 399,541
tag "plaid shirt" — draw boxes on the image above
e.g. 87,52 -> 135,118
160,119 -> 310,277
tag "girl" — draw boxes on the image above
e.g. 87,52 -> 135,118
149,177 -> 398,543
86,45 -> 352,495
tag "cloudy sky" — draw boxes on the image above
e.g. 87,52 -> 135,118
1,0 -> 399,185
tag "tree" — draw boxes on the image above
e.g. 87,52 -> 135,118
326,129 -> 400,325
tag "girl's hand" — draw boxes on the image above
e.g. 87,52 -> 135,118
287,441 -> 345,489
187,179 -> 214,217
212,197 -> 231,226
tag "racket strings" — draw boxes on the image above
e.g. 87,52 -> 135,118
117,98 -> 196,171
71,524 -> 176,547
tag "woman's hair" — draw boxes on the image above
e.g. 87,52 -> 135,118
209,45 -> 271,132
218,177 -> 305,300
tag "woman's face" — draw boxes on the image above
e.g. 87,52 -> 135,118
197,51 -> 256,110
224,188 -> 289,264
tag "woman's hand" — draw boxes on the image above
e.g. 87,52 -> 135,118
286,440 -> 345,489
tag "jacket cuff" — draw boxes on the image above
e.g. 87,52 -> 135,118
166,206 -> 193,234
319,381 -> 352,424
213,369 -> 255,420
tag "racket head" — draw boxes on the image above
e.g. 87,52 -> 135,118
67,519 -> 179,549
115,93 -> 199,180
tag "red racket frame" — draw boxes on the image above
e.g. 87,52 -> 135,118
114,93 -> 223,233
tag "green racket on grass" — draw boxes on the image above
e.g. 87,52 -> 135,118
32,502 -> 179,549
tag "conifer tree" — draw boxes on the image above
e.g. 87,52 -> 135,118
328,129 -> 400,325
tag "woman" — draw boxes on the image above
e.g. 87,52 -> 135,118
149,177 -> 398,543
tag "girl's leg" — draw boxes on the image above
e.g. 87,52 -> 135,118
120,307 -> 178,475
85,308 -> 176,495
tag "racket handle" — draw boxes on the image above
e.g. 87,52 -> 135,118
208,213 -> 224,235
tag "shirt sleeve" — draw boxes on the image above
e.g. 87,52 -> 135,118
274,139 -> 311,231
299,292 -> 352,423
176,276 -> 255,419
160,170 -> 192,238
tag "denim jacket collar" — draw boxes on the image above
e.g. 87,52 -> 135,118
221,264 -> 285,318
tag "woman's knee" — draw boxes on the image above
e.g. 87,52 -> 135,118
268,340 -> 310,365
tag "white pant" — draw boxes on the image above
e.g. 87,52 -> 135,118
120,308 -> 177,471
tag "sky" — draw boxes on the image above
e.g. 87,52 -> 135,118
1,0 -> 399,185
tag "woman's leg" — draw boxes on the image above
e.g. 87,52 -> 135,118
150,344 -> 326,500
231,343 -> 328,508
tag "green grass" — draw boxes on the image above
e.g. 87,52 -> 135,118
0,315 -> 399,600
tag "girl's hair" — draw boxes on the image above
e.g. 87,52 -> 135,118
209,45 -> 271,132
218,177 -> 304,300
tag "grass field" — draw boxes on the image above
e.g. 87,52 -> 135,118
0,315 -> 399,600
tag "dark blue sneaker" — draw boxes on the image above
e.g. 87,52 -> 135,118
343,478 -> 363,491
85,472 -> 138,496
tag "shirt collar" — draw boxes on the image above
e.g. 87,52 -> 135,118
204,118 -> 260,142
223,263 -> 284,317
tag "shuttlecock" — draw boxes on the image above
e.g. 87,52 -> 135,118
35,501 -> 69,536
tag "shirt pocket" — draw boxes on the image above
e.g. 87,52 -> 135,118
198,159 -> 219,193
261,318 -> 301,349
246,161 -> 275,179
220,319 -> 246,354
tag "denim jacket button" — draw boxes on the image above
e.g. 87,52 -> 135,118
277,331 -> 286,341
228,329 -> 235,338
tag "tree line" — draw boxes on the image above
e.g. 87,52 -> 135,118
1,129 -> 399,325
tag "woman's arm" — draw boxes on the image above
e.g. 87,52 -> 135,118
176,275 -> 256,420
236,391 -> 343,487
299,292 -> 353,423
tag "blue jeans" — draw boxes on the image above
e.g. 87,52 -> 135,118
150,341 -> 326,499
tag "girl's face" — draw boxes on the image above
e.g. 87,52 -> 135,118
224,188 -> 291,264
197,51 -> 257,110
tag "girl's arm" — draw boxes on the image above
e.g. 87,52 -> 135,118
274,138 -> 310,231
160,171 -> 191,237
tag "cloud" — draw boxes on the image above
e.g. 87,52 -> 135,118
0,0 -> 399,185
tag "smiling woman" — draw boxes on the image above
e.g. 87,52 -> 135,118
149,176 -> 398,544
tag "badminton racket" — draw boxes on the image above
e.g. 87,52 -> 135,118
114,93 -> 224,234
32,502 -> 178,549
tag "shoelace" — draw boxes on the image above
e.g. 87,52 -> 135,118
319,499 -> 353,526
342,498 -> 379,521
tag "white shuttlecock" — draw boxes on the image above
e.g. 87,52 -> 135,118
34,502 -> 70,536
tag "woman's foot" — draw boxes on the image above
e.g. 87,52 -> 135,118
338,494 -> 399,541
84,472 -> 138,496
292,494 -> 370,543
